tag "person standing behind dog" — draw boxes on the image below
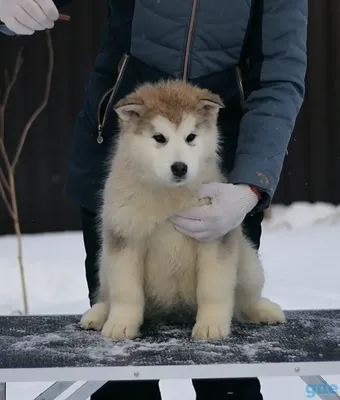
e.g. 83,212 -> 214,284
0,0 -> 307,399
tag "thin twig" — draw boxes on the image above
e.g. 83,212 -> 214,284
59,14 -> 71,21
0,49 -> 23,168
0,138 -> 11,174
0,178 -> 14,218
8,171 -> 28,315
2,49 -> 23,113
0,167 -> 10,193
12,32 -> 54,170
0,107 -> 3,143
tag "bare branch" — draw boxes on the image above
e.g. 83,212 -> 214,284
0,28 -> 55,316
0,177 -> 14,219
2,49 -> 23,113
0,138 -> 11,174
0,47 -> 24,144
7,172 -> 29,315
12,32 -> 54,170
59,14 -> 71,21
0,106 -> 4,145
0,167 -> 10,193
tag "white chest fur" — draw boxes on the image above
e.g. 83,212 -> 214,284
145,219 -> 198,313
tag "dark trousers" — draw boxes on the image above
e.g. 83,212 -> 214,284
81,206 -> 264,400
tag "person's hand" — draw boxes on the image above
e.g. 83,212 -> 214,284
0,0 -> 59,35
170,182 -> 259,241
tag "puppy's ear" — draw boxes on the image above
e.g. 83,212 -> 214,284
198,94 -> 225,114
114,96 -> 144,121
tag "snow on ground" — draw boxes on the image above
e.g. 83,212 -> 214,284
1,202 -> 340,399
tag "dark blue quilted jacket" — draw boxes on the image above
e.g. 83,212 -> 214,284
1,0 -> 308,213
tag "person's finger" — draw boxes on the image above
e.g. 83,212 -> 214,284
170,215 -> 206,232
35,0 -> 59,22
172,224 -> 212,241
21,0 -> 54,28
15,5 -> 47,30
5,16 -> 34,34
172,205 -> 212,220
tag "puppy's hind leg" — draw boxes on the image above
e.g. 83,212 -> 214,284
192,240 -> 237,340
234,235 -> 286,324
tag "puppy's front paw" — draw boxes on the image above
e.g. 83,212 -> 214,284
101,318 -> 140,339
80,302 -> 109,330
191,320 -> 230,340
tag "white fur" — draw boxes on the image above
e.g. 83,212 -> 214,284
80,84 -> 286,340
117,113 -> 217,188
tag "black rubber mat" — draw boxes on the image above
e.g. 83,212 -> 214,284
0,309 -> 339,369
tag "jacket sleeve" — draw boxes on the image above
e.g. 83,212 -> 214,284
227,0 -> 308,211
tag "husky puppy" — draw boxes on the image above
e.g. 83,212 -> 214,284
80,80 -> 285,340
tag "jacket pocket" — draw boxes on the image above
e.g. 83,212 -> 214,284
96,53 -> 130,144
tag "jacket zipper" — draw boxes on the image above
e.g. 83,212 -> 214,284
182,0 -> 197,81
235,66 -> 245,109
97,54 -> 129,144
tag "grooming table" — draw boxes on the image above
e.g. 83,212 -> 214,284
0,309 -> 339,399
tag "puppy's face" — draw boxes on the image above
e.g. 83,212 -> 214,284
114,81 -> 224,187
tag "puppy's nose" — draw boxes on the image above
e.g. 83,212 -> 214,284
171,162 -> 188,178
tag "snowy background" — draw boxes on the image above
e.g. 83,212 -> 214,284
1,202 -> 340,399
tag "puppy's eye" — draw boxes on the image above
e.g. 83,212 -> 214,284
186,133 -> 196,143
153,134 -> 167,144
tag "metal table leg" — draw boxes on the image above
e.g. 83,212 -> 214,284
65,382 -> 106,400
300,376 -> 340,399
34,381 -> 75,400
0,383 -> 6,400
